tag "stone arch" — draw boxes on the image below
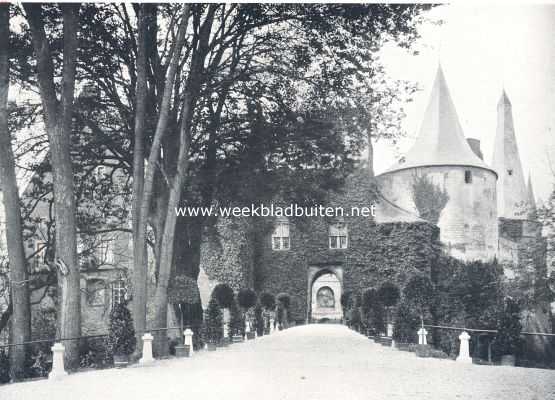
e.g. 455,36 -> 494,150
307,266 -> 343,323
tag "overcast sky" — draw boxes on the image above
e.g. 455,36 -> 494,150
376,4 -> 555,202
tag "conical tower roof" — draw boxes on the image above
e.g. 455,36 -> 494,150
492,90 -> 528,219
381,66 -> 494,175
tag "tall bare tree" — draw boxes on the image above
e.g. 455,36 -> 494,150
0,4 -> 31,381
23,3 -> 81,369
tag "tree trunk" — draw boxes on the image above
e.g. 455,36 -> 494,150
0,5 -> 31,381
151,6 -> 216,356
131,4 -> 148,354
367,128 -> 374,179
24,3 -> 81,369
132,5 -> 190,341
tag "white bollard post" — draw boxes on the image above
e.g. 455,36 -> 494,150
139,333 -> 154,364
49,342 -> 68,380
417,328 -> 428,345
387,323 -> 394,337
456,331 -> 472,364
223,322 -> 229,339
184,328 -> 194,356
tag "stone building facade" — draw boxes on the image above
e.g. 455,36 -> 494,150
197,66 -> 551,336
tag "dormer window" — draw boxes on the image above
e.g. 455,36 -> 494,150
272,218 -> 290,251
464,170 -> 472,184
329,223 -> 348,249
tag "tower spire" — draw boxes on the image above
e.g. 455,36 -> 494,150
383,65 -> 492,174
492,90 -> 528,219
527,173 -> 537,220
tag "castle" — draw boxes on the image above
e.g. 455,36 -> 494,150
196,65 -> 550,333
0,66 -> 550,347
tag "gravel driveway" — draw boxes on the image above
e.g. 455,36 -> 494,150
1,324 -> 554,400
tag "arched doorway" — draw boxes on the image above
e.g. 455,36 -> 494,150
308,268 -> 343,323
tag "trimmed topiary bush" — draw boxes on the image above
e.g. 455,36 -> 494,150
260,292 -> 276,311
378,282 -> 400,308
361,288 -> 385,334
203,297 -> 224,344
392,299 -> 419,344
493,297 -> 523,358
229,299 -> 245,337
106,302 -> 136,358
254,302 -> 264,336
238,288 -> 257,310
211,283 -> 235,309
276,293 -> 291,310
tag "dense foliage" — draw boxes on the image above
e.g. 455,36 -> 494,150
228,299 -> 245,338
237,288 -> 257,310
203,297 -> 224,344
260,292 -> 276,311
392,299 -> 419,343
211,284 -> 235,309
493,297 -> 523,357
106,302 -> 136,357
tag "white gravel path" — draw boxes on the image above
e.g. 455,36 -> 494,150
1,324 -> 554,400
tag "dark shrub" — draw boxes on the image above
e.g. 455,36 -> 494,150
106,302 -> 136,358
228,299 -> 245,337
392,299 -> 419,343
378,282 -> 400,307
361,288 -> 385,334
211,283 -> 235,308
340,291 -> 352,309
403,275 -> 434,316
276,293 -> 291,309
260,292 -> 276,310
493,297 -> 523,358
0,349 -> 9,384
254,302 -> 264,336
203,297 -> 223,344
168,275 -> 200,305
238,288 -> 257,310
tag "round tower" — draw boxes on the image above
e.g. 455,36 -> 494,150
376,66 -> 498,261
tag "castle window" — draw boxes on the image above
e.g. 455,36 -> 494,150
95,241 -> 114,265
329,223 -> 348,249
111,280 -> 127,307
507,169 -> 513,176
87,279 -> 106,307
272,219 -> 290,251
464,170 -> 472,184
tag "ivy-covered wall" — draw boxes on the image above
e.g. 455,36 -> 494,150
199,170 -> 441,322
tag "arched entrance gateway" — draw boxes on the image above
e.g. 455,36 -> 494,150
307,267 -> 343,323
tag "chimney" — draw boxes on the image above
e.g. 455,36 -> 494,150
466,138 -> 483,160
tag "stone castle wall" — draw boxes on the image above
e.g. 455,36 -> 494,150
377,166 -> 498,262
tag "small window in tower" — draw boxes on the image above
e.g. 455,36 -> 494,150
507,169 -> 513,176
464,170 -> 472,184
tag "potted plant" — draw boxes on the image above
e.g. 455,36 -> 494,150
107,301 -> 136,367
493,297 -> 522,366
211,283 -> 234,344
260,292 -> 276,333
276,293 -> 291,329
254,301 -> 264,337
203,297 -> 223,351
238,288 -> 257,339
229,298 -> 245,342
